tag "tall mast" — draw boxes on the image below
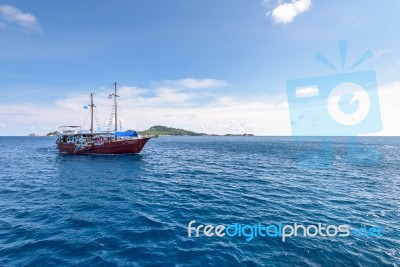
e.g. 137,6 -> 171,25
114,82 -> 118,132
90,93 -> 94,133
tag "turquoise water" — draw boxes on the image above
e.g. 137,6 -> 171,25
0,136 -> 399,266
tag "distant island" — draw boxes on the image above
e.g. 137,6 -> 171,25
46,131 -> 59,136
224,133 -> 254,136
136,125 -> 207,136
46,125 -> 254,137
136,125 -> 254,137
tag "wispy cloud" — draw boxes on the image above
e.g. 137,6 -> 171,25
155,87 -> 196,103
373,48 -> 400,59
263,0 -> 312,24
0,5 -> 41,32
2,80 -> 400,136
162,78 -> 228,89
0,78 -> 290,136
51,93 -> 290,136
295,86 -> 318,98
118,86 -> 149,97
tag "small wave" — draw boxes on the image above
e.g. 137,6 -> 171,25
1,136 -> 399,266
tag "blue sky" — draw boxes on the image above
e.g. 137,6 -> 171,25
1,0 -> 400,135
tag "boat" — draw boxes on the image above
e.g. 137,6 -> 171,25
56,83 -> 155,155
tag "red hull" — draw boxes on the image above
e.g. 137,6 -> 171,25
57,138 -> 150,155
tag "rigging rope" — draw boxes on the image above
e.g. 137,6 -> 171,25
91,83 -> 116,95
82,110 -> 90,129
94,107 -> 102,131
84,82 -> 118,132
106,101 -> 115,132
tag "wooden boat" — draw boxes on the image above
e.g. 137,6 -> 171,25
56,83 -> 154,155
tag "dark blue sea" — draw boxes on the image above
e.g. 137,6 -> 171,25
0,136 -> 399,266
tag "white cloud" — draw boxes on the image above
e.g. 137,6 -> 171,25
295,86 -> 319,98
371,81 -> 400,136
2,79 -> 400,136
163,78 -> 228,89
0,79 -> 289,136
264,0 -> 312,24
373,48 -> 399,59
0,97 -> 291,136
155,87 -> 195,103
113,95 -> 291,136
0,5 -> 41,31
118,86 -> 149,97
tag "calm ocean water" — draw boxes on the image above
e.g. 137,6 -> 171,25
0,136 -> 399,266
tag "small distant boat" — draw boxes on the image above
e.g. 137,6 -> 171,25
56,83 -> 155,155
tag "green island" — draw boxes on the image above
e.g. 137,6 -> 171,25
136,125 -> 254,136
136,125 -> 206,136
46,131 -> 59,136
46,125 -> 254,136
